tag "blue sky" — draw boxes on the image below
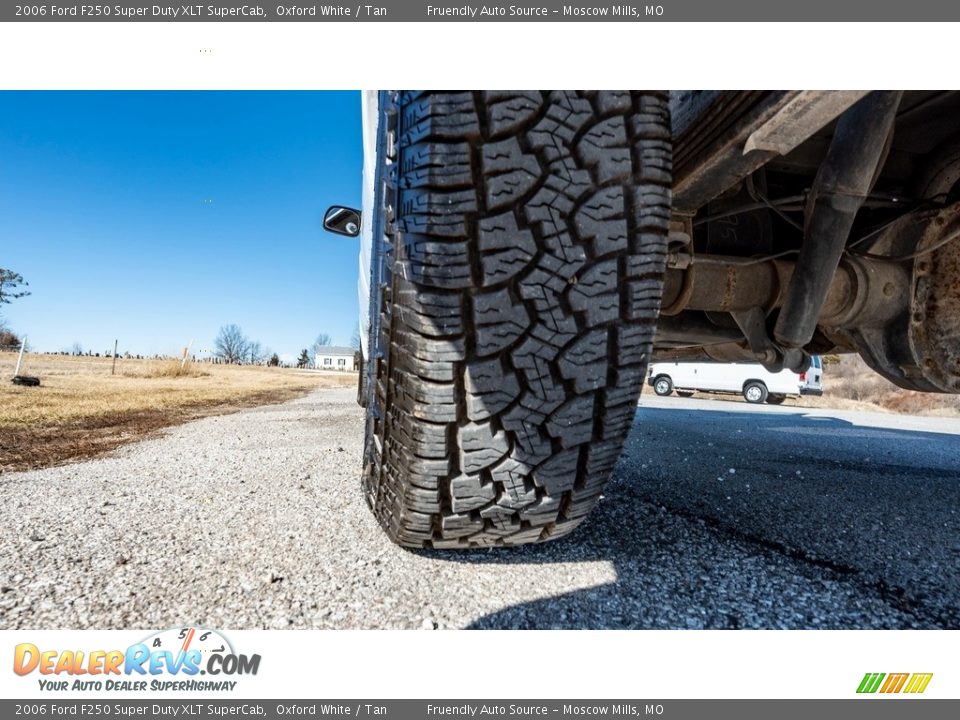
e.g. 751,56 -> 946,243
0,91 -> 362,360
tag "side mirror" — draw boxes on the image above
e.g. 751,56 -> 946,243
323,206 -> 362,237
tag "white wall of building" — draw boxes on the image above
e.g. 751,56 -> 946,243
314,348 -> 357,371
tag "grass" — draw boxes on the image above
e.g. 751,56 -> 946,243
0,353 -> 357,472
138,358 -> 210,378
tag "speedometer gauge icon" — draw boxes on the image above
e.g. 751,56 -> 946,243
141,627 -> 234,660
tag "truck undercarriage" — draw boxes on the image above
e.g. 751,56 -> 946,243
658,90 -> 960,394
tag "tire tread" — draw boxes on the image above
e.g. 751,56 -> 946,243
365,91 -> 671,547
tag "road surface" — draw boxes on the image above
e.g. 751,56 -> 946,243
1,389 -> 957,629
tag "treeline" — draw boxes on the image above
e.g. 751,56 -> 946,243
213,324 -> 274,365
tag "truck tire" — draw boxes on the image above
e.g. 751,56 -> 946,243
363,91 -> 671,548
766,393 -> 786,405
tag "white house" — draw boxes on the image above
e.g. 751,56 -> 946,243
314,346 -> 357,372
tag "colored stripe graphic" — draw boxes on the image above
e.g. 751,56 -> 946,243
857,672 -> 932,694
880,673 -> 908,693
857,673 -> 885,693
904,673 -> 934,694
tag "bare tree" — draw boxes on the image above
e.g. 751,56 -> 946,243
0,317 -> 16,349
71,342 -> 84,356
0,327 -> 21,350
258,345 -> 275,365
350,325 -> 362,351
214,324 -> 249,364
247,341 -> 265,365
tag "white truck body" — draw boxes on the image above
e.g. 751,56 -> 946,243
357,90 -> 379,361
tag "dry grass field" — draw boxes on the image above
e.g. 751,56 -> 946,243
0,353 -> 356,472
800,354 -> 960,416
2,350 -> 956,474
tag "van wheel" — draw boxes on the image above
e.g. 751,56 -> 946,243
743,381 -> 768,404
766,394 -> 786,405
653,376 -> 674,396
676,390 -> 694,398
363,91 -> 672,548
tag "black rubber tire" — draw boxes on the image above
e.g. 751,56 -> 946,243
653,375 -> 673,396
12,375 -> 40,387
676,390 -> 694,398
766,394 -> 786,405
743,381 -> 768,404
363,91 -> 671,548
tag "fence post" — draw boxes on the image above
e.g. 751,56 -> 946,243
14,335 -> 26,377
181,340 -> 193,370
111,339 -> 118,376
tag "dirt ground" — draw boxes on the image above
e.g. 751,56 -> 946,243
0,353 -> 356,472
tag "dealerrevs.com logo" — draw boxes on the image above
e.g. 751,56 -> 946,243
857,673 -> 933,694
13,627 -> 260,692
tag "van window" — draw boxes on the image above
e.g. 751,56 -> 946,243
813,356 -> 821,369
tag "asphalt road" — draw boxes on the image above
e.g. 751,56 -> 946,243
1,388 -> 958,629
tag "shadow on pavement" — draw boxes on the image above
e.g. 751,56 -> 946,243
421,405 -> 960,629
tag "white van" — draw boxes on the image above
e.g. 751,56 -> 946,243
647,357 -> 824,404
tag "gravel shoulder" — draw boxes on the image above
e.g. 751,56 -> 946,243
1,388 -> 957,629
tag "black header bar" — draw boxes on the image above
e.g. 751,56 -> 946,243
4,1 -> 960,22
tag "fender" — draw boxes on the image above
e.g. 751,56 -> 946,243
356,89 -> 380,362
